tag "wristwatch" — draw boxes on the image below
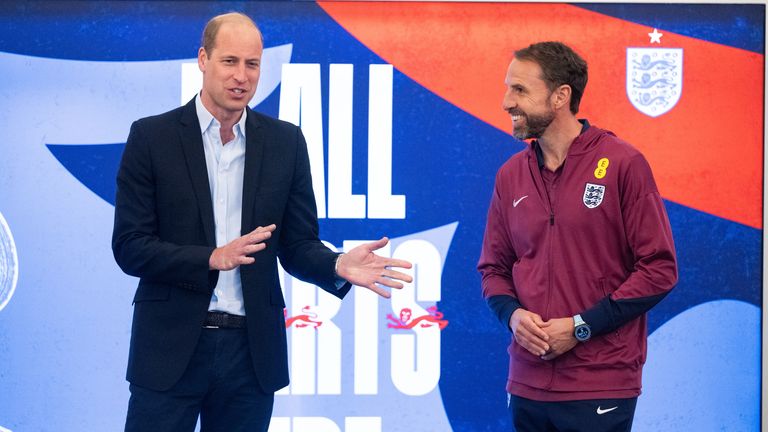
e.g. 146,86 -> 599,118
573,314 -> 591,342
333,253 -> 344,277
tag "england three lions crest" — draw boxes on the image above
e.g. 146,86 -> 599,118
627,48 -> 683,117
583,183 -> 605,209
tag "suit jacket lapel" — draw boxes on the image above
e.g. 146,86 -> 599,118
178,99 -> 216,247
241,108 -> 263,233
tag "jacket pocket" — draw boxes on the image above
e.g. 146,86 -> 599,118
270,282 -> 286,308
267,267 -> 286,308
132,282 -> 171,304
599,277 -> 621,343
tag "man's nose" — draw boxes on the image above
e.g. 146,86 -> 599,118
233,64 -> 247,82
502,91 -> 516,112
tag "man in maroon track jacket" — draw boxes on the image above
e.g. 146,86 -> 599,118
478,41 -> 678,432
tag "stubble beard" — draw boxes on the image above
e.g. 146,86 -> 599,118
513,109 -> 556,141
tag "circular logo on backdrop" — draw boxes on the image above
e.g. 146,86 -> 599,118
0,210 -> 18,312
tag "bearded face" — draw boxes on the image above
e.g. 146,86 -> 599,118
503,58 -> 559,141
509,106 -> 556,140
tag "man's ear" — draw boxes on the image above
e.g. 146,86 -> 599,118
198,47 -> 207,72
551,84 -> 572,111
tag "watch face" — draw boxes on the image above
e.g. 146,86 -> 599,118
575,325 -> 591,341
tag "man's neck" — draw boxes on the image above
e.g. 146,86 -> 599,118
537,116 -> 583,171
200,93 -> 242,144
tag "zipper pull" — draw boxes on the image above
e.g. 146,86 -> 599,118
550,213 -> 555,226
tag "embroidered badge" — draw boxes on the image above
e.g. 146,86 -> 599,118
594,157 -> 609,179
583,183 -> 606,209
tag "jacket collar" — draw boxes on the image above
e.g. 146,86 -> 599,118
533,119 -> 605,168
178,97 -> 265,237
178,98 -> 216,246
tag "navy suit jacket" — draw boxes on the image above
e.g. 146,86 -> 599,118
112,98 -> 351,393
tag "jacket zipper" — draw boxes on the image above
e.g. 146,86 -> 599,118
542,163 -> 563,391
544,185 -> 556,390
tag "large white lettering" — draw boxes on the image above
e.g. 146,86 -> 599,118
328,64 -> 366,218
367,64 -> 405,219
278,64 -> 326,218
279,238 -> 441,397
390,240 -> 442,395
268,417 -> 381,432
347,239 -> 388,395
278,63 -> 405,220
281,242 -> 342,395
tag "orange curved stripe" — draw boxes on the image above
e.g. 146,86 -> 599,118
319,2 -> 763,228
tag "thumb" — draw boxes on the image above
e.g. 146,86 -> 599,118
532,314 -> 548,327
366,237 -> 390,252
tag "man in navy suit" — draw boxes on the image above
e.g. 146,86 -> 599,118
112,12 -> 412,432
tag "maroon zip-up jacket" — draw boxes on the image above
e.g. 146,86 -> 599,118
478,121 -> 677,401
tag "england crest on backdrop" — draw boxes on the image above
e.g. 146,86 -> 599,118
626,48 -> 683,117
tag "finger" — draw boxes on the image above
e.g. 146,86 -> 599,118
256,224 -> 277,233
517,337 -> 548,356
365,237 -> 390,252
529,339 -> 550,355
240,256 -> 256,266
246,229 -> 272,244
382,258 -> 413,270
382,269 -> 413,283
375,277 -> 404,290
518,342 -> 541,357
517,331 -> 549,354
523,319 -> 550,341
530,313 -> 547,326
245,243 -> 267,254
245,225 -> 276,240
366,283 -> 391,298
541,353 -> 556,361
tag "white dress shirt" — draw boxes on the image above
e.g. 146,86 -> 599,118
196,95 -> 248,316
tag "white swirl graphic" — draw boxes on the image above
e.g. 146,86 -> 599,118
0,210 -> 18,312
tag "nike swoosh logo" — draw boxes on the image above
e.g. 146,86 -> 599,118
513,195 -> 528,207
596,406 -> 618,415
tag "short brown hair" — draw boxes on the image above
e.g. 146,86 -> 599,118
514,41 -> 588,114
201,12 -> 262,55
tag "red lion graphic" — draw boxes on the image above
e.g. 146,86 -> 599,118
387,306 -> 448,330
284,305 -> 323,329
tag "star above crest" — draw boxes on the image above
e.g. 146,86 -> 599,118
648,28 -> 663,44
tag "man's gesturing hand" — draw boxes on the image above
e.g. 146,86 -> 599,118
509,308 -> 551,356
209,224 -> 276,271
335,237 -> 413,298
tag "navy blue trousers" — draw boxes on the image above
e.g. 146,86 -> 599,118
508,394 -> 637,432
125,328 -> 273,432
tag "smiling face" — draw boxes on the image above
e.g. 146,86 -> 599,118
502,58 -> 556,140
198,19 -> 263,124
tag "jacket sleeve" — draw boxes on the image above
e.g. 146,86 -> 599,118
277,127 -> 352,299
581,153 -> 678,336
478,173 -> 522,330
111,120 -> 216,293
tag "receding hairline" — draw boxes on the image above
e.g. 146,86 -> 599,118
201,12 -> 263,54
